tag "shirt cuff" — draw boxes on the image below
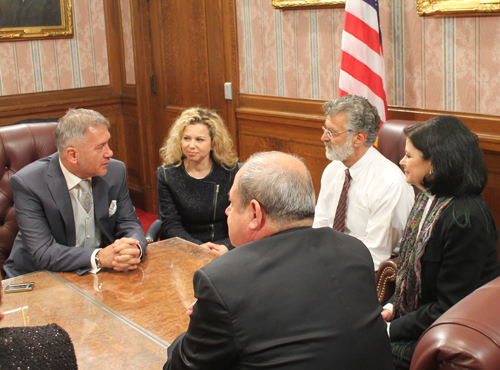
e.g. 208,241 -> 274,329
90,248 -> 102,274
383,302 -> 393,337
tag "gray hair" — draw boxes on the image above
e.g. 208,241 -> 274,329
236,151 -> 316,224
322,95 -> 380,146
55,108 -> 111,152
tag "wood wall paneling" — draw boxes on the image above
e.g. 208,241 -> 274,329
483,152 -> 500,261
237,95 -> 329,199
104,0 -> 126,95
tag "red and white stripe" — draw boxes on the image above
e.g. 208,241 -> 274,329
339,0 -> 388,123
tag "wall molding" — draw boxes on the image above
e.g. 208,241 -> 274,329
237,93 -> 500,153
0,87 -> 123,124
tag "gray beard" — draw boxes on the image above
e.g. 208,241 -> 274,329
325,140 -> 355,162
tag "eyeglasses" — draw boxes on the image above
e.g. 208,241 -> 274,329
322,126 -> 353,139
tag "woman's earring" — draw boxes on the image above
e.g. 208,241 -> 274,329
429,168 -> 434,175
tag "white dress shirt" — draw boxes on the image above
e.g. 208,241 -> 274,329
313,147 -> 415,270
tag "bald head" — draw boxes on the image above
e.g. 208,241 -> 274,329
236,151 -> 316,224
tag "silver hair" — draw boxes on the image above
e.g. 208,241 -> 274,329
55,108 -> 111,152
322,94 -> 380,146
236,151 -> 316,223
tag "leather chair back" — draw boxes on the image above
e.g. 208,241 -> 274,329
0,121 -> 58,278
375,119 -> 420,304
377,119 -> 420,166
410,276 -> 500,370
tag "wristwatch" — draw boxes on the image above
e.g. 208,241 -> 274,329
95,251 -> 101,269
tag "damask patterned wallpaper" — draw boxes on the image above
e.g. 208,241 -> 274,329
120,0 -> 135,85
236,0 -> 500,116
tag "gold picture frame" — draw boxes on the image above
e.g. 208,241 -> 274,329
0,0 -> 73,41
272,0 -> 345,9
417,0 -> 500,16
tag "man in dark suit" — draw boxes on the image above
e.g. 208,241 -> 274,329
164,151 -> 394,370
3,108 -> 146,278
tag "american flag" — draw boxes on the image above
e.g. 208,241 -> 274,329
338,0 -> 388,123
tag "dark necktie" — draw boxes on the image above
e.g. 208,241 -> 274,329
332,169 -> 351,233
79,180 -> 93,214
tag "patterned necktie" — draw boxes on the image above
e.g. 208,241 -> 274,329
79,179 -> 93,213
332,169 -> 351,233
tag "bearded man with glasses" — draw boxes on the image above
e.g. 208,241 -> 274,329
313,94 -> 414,271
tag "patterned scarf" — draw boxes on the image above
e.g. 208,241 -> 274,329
393,192 -> 454,317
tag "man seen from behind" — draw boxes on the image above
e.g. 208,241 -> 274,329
164,151 -> 394,370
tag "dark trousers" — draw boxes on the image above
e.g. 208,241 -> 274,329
392,341 -> 417,370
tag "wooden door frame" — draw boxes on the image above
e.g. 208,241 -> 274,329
130,0 -> 240,215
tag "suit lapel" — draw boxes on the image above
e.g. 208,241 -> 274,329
47,153 -> 76,246
92,176 -> 112,243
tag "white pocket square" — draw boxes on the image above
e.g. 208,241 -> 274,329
108,200 -> 117,216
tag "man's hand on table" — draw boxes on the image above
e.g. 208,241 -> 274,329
98,238 -> 142,271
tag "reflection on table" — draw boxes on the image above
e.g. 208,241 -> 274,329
0,238 -> 219,369
57,237 -> 220,345
0,271 -> 169,370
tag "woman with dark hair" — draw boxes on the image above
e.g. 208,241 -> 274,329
382,115 -> 500,369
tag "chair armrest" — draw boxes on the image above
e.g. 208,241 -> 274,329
145,219 -> 162,244
410,276 -> 500,370
375,257 -> 398,305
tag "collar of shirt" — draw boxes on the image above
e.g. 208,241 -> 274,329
59,158 -> 92,191
346,146 -> 377,183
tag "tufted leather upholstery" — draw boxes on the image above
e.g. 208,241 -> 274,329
375,119 -> 420,304
0,121 -> 58,278
375,257 -> 398,305
410,276 -> 500,370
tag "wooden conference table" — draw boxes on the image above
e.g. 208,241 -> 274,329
0,238 -> 219,370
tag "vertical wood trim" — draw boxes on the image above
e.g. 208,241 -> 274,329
130,0 -> 159,213
221,0 -> 241,153
103,0 -> 125,94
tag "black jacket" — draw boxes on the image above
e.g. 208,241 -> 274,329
157,162 -> 238,248
390,195 -> 500,341
0,324 -> 77,369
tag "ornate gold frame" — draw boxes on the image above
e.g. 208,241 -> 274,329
0,0 -> 73,41
417,0 -> 500,16
272,0 -> 345,9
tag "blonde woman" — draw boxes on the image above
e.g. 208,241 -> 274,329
157,108 -> 239,254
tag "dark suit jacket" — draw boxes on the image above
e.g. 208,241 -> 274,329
390,196 -> 500,341
164,227 -> 394,370
3,153 -> 147,277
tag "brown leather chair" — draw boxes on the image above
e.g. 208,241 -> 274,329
410,276 -> 500,370
375,119 -> 420,304
377,119 -> 418,165
0,121 -> 58,279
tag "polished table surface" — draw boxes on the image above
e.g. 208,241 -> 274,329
0,238 -> 220,369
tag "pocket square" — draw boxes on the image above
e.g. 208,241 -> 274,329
108,200 -> 117,216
